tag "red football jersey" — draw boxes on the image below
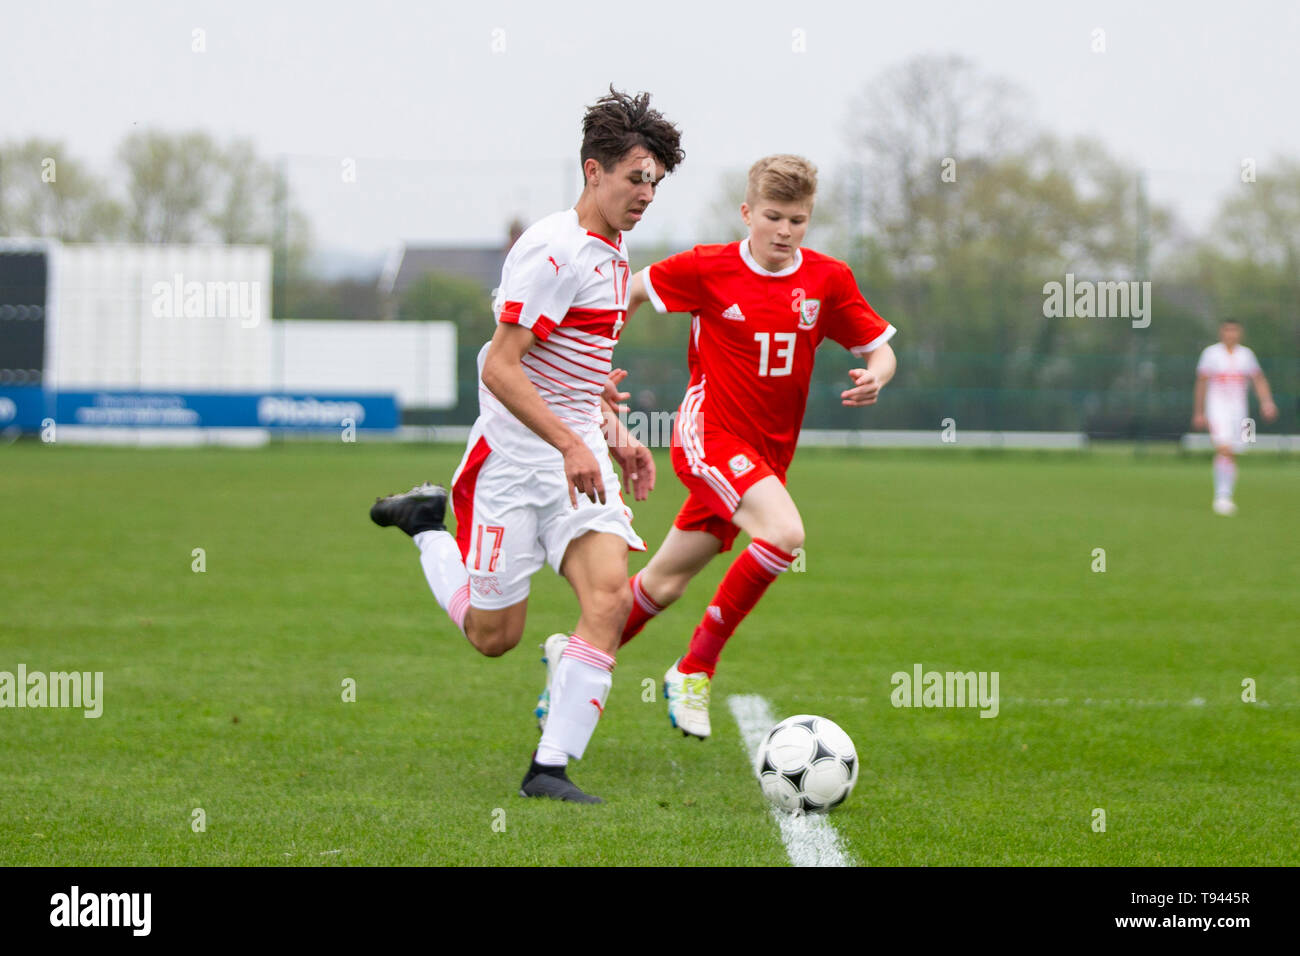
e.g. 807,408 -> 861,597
644,239 -> 895,472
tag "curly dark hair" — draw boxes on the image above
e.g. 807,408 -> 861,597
581,85 -> 685,175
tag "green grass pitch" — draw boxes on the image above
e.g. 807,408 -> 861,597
1,441 -> 1296,866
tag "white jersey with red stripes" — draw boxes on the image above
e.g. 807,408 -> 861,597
478,207 -> 630,466
1197,342 -> 1259,413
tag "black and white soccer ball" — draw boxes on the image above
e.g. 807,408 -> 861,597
754,714 -> 858,814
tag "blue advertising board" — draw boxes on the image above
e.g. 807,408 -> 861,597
0,388 -> 398,431
0,386 -> 50,430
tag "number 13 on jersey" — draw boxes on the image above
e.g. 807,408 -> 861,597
755,332 -> 796,377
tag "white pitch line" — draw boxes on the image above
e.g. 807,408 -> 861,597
1002,696 -> 1293,709
830,695 -> 1294,710
728,694 -> 854,868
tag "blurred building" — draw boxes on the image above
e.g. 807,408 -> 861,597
377,219 -> 524,317
0,239 -> 454,442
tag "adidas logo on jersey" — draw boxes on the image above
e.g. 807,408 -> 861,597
721,303 -> 746,322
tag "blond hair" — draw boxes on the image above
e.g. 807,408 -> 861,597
745,154 -> 818,207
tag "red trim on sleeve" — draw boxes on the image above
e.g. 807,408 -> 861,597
498,300 -> 556,340
532,314 -> 557,340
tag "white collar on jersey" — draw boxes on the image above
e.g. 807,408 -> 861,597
739,237 -> 803,277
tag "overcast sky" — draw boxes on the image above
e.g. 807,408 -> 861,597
4,0 -> 1299,268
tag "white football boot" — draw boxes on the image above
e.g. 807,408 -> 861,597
534,633 -> 570,731
1212,497 -> 1237,516
664,658 -> 711,739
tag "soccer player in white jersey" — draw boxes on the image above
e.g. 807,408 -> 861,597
370,88 -> 684,803
1192,319 -> 1277,515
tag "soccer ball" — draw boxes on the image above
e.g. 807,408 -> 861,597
754,714 -> 858,814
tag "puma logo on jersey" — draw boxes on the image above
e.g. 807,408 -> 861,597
721,303 -> 746,322
729,454 -> 753,477
589,698 -> 605,716
548,256 -> 566,275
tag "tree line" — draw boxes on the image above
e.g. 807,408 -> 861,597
3,55 -> 1294,434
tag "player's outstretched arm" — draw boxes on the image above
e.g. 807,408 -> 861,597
842,343 -> 897,407
1253,370 -> 1279,422
481,323 -> 606,507
1192,374 -> 1208,430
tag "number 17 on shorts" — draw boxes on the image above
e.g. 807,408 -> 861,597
468,524 -> 506,574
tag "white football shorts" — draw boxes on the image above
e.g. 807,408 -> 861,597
1207,401 -> 1249,452
449,424 -> 645,609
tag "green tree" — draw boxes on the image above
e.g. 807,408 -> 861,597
0,138 -> 124,240
1175,158 -> 1300,428
117,130 -> 220,242
208,138 -> 278,244
269,159 -> 314,319
836,54 -> 1033,275
831,55 -> 1181,412
1209,157 -> 1300,272
398,271 -> 496,343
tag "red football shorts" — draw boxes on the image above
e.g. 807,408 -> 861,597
669,424 -> 783,552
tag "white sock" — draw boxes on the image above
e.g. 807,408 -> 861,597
413,530 -> 470,633
535,635 -> 614,766
1213,454 -> 1237,500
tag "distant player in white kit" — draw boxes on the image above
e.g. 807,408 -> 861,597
1192,319 -> 1277,515
369,88 -> 684,802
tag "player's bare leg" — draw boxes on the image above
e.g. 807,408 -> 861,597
462,602 -> 528,657
730,476 -> 805,552
640,527 -> 724,605
540,525 -> 663,727
621,527 -> 722,646
520,531 -> 631,804
560,530 -> 635,654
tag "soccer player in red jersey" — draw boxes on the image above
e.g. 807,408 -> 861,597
617,154 -> 897,738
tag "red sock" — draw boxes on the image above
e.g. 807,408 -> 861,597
620,571 -> 665,647
680,539 -> 794,677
